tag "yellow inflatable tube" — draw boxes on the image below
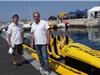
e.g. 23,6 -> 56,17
23,44 -> 87,75
62,45 -> 100,69
68,43 -> 100,58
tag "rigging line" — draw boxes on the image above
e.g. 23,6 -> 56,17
28,1 -> 32,20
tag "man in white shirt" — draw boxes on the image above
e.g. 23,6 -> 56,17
30,12 -> 50,75
8,14 -> 24,67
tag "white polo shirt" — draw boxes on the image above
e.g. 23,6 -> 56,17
30,20 -> 49,45
8,22 -> 23,46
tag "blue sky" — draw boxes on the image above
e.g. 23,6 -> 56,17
0,1 -> 100,22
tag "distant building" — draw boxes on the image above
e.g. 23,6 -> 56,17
87,6 -> 100,19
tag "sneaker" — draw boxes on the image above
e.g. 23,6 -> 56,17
44,71 -> 49,75
39,67 -> 44,75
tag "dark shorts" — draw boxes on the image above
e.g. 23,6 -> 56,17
13,44 -> 23,56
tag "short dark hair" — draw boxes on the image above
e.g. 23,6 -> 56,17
12,14 -> 19,19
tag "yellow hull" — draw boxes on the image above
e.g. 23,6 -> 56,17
23,44 -> 87,75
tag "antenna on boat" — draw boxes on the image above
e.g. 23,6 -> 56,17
28,1 -> 32,21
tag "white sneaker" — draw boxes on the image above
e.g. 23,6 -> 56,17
44,71 -> 49,75
39,67 -> 44,75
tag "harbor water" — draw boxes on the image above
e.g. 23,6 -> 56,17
24,26 -> 100,51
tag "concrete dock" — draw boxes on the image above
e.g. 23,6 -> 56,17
0,36 -> 41,75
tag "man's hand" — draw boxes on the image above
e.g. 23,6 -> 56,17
8,41 -> 12,47
30,43 -> 34,48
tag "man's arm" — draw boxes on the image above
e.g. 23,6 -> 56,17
7,25 -> 12,47
46,29 -> 50,45
8,34 -> 11,47
30,32 -> 34,48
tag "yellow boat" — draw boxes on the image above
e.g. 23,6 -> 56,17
62,43 -> 100,69
47,35 -> 100,69
23,35 -> 100,75
23,44 -> 87,75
